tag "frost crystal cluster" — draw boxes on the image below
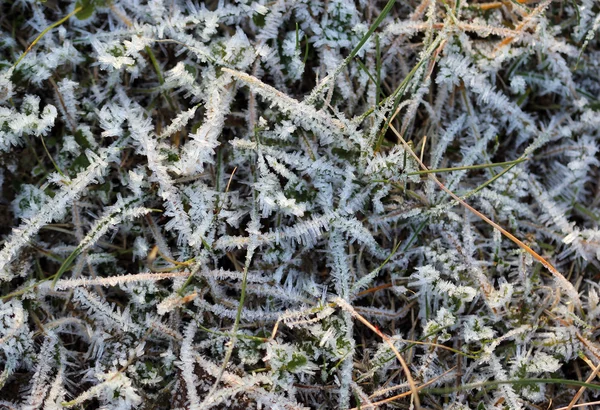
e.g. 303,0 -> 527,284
1,0 -> 600,409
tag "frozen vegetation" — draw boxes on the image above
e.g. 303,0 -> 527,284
0,0 -> 600,408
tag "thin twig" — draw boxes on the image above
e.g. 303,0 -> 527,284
565,357 -> 600,410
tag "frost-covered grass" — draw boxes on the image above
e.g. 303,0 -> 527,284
1,0 -> 600,409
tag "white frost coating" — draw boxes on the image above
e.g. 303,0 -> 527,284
0,145 -> 117,281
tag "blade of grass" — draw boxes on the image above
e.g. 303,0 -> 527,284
12,6 -> 83,71
354,38 -> 440,125
374,36 -> 445,151
407,157 -> 527,176
354,58 -> 386,102
460,159 -> 522,200
376,34 -> 381,106
202,190 -> 258,404
421,378 -> 600,395
306,0 -> 397,104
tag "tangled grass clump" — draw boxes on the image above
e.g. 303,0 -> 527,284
1,0 -> 600,409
